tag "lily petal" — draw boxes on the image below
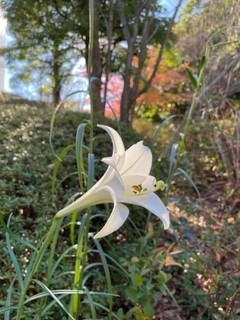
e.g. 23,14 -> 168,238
123,193 -> 170,229
98,125 -> 125,155
120,141 -> 152,175
94,186 -> 129,239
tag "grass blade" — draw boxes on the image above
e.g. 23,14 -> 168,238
87,153 -> 95,189
49,90 -> 88,161
93,238 -> 113,318
87,249 -> 130,279
51,144 -> 75,198
84,286 -> 97,319
83,301 -> 121,320
168,143 -> 178,179
76,123 -> 88,191
176,168 -> 201,197
25,289 -> 116,303
32,280 -> 77,320
0,212 -> 36,251
0,307 -> 17,314
151,114 -> 182,145
25,289 -> 85,303
5,214 -> 24,290
49,244 -> 77,279
4,277 -> 16,320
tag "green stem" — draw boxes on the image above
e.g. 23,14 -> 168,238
69,213 -> 87,318
16,217 -> 61,320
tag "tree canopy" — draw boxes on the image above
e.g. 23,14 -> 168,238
1,0 -> 183,121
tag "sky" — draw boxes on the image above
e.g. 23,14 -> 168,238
0,7 -> 7,91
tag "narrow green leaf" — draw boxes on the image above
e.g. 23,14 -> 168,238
168,143 -> 178,179
47,217 -> 63,283
151,114 -> 182,145
0,306 -> 17,314
83,301 -> 121,320
87,153 -> 95,189
49,101 -> 64,161
0,212 -> 36,251
73,122 -> 89,244
175,168 -> 201,197
185,68 -> 198,89
84,286 -> 97,319
49,90 -> 88,161
87,249 -> 130,278
76,123 -> 88,191
198,55 -> 206,74
6,214 -> 24,290
25,289 -> 85,303
39,295 -> 64,316
70,211 -> 78,245
49,244 -> 77,279
51,144 -> 75,198
25,289 -> 116,303
4,277 -> 16,320
94,238 -> 113,315
31,280 -> 77,320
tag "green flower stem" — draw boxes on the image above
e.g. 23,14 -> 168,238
69,153 -> 95,317
69,209 -> 91,319
16,216 -> 62,320
69,215 -> 86,318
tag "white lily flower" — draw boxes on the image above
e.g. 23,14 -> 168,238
56,125 -> 170,239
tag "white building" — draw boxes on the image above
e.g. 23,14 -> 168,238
0,8 -> 7,91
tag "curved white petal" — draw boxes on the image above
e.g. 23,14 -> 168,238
101,154 -> 125,199
102,154 -> 124,179
94,186 -> 129,239
92,155 -> 123,194
56,184 -> 115,218
123,193 -> 170,229
98,125 -> 125,155
120,142 -> 152,176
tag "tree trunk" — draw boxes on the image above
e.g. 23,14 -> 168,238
53,84 -> 61,106
91,0 -> 104,114
120,81 -> 131,122
118,0 -> 183,124
52,42 -> 61,106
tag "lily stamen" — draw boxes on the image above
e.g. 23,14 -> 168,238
130,180 -> 166,196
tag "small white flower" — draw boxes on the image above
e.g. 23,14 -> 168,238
57,125 -> 170,238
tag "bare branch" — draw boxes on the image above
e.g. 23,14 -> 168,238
138,0 -> 184,96
117,0 -> 131,42
102,0 -> 115,107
